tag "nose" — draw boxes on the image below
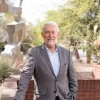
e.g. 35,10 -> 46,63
48,33 -> 53,37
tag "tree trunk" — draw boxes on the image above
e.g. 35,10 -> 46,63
86,50 -> 91,63
74,47 -> 80,60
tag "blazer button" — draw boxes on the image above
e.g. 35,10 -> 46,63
54,91 -> 56,93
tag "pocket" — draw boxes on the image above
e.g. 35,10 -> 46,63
63,62 -> 68,69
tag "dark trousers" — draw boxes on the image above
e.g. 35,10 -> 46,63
55,96 -> 59,100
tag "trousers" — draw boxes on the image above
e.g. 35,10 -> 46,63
55,96 -> 59,100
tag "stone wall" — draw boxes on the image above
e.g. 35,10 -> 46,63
92,65 -> 100,78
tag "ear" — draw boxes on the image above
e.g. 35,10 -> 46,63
41,32 -> 43,37
57,32 -> 59,36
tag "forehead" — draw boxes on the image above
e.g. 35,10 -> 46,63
43,24 -> 57,31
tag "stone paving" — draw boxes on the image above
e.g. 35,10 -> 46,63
1,75 -> 20,100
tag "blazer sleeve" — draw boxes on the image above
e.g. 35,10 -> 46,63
68,51 -> 78,100
14,48 -> 36,100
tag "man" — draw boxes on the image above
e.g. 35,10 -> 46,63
14,21 -> 78,100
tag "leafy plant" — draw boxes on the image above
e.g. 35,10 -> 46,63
0,57 -> 18,82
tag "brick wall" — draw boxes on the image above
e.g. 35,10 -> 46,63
1,76 -> 100,100
76,79 -> 100,100
25,80 -> 34,100
24,79 -> 100,100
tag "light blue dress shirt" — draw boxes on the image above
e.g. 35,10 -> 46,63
46,47 -> 60,77
46,47 -> 60,96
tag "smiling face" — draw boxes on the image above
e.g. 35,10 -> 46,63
41,24 -> 59,48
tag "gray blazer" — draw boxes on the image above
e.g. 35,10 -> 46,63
14,44 -> 78,100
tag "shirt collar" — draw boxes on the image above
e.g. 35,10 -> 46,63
45,45 -> 58,52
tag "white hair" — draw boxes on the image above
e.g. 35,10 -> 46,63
41,21 -> 59,33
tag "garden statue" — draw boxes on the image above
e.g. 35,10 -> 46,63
0,0 -> 25,69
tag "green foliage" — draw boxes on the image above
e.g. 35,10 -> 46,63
4,13 -> 14,24
22,0 -> 100,54
24,23 -> 43,47
45,10 -> 59,22
57,0 -> 100,53
97,51 -> 100,56
0,14 -> 14,33
0,17 -> 7,34
0,58 -> 17,81
21,37 -> 32,54
31,25 -> 43,46
0,42 -> 6,50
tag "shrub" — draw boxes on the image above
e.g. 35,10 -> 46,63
21,39 -> 32,54
0,57 -> 18,82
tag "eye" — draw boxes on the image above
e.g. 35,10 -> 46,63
52,31 -> 56,34
45,31 -> 49,34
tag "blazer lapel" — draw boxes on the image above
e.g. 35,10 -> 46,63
40,44 -> 56,77
57,46 -> 65,78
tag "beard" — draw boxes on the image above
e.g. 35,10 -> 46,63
45,40 -> 56,48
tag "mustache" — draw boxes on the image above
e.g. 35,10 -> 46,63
47,38 -> 54,40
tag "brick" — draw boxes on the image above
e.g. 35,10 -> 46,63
94,85 -> 100,89
90,80 -> 95,85
76,98 -> 82,100
28,86 -> 34,90
90,85 -> 95,89
26,90 -> 34,94
29,81 -> 34,85
83,80 -> 88,85
81,98 -> 93,100
86,93 -> 97,97
29,94 -> 34,98
78,80 -> 84,85
82,89 -> 91,93
77,89 -> 83,93
78,93 -> 86,97
83,84 -> 91,89
78,85 -> 84,89
93,97 -> 100,100
97,93 -> 100,97
25,94 -> 30,99
96,90 -> 100,93
25,94 -> 33,99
